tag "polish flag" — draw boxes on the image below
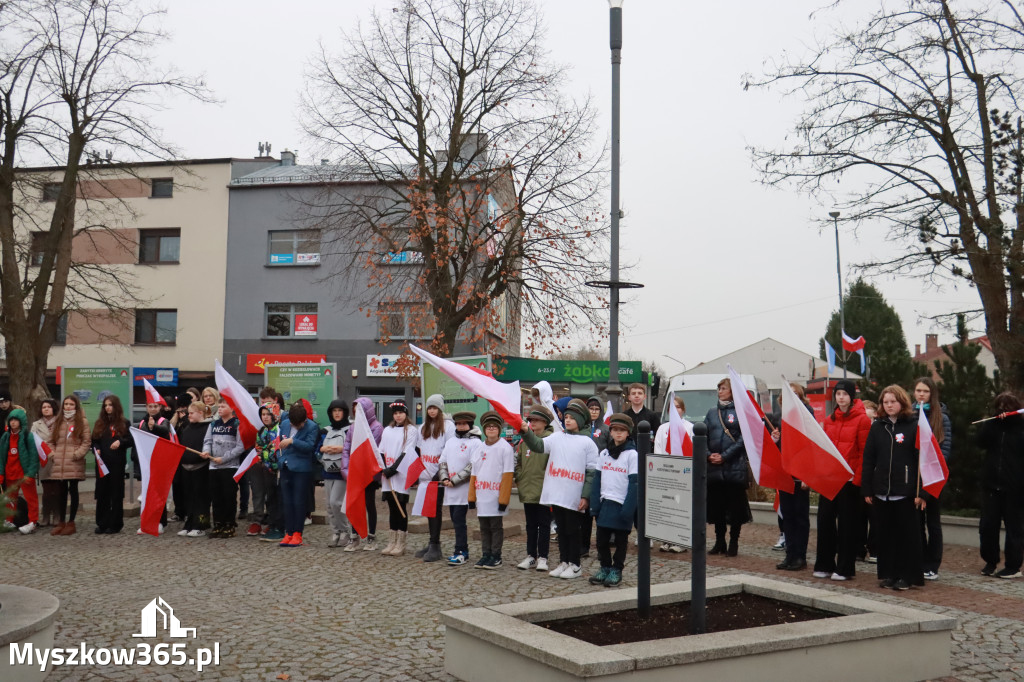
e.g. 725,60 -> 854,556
780,379 -> 853,500
841,331 -> 866,352
411,345 -> 521,428
411,481 -> 440,518
666,399 -> 694,458
32,432 -> 51,466
233,449 -> 260,483
215,360 -> 260,450
130,427 -> 186,536
343,406 -> 384,538
404,456 -> 427,490
142,378 -> 166,407
727,366 -> 793,492
917,407 -> 949,497
94,448 -> 110,478
604,401 -> 613,426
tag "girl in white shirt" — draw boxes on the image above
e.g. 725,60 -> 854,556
412,394 -> 455,562
378,400 -> 419,557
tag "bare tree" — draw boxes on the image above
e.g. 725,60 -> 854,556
301,0 -> 607,358
0,0 -> 208,407
747,0 -> 1024,392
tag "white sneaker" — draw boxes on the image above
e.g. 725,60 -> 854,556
923,570 -> 939,581
812,571 -> 830,578
18,522 -> 36,534
136,529 -> 144,535
328,532 -> 341,548
560,564 -> 582,580
343,536 -> 361,552
304,517 -> 313,526
772,534 -> 786,551
517,556 -> 537,570
187,529 -> 205,537
158,524 -> 165,535
830,572 -> 848,581
536,557 -> 549,572
177,529 -> 189,536
549,562 -> 569,577
3,520 -> 15,529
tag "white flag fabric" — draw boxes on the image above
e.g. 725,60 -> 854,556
410,345 -> 521,427
215,360 -> 261,449
780,379 -> 853,500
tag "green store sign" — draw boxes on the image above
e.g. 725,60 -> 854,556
496,357 -> 643,383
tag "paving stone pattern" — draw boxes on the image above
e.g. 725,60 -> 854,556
2,498 -> 1022,681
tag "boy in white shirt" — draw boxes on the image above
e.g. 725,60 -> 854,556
439,411 -> 481,565
589,413 -> 639,587
468,411 -> 515,570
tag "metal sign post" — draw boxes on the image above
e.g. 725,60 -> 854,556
636,420 -> 651,619
691,422 -> 708,633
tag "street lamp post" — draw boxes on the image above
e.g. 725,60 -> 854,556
608,0 -> 624,405
831,211 -> 847,378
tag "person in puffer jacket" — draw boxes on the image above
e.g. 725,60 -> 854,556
817,379 -> 871,580
201,398 -> 245,539
318,399 -> 351,548
1,408 -> 39,533
704,377 -> 751,557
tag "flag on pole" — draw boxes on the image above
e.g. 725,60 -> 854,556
404,456 -> 427,490
841,331 -> 866,352
215,360 -> 260,450
410,345 -> 521,428
917,407 -> 949,497
824,339 -> 838,375
727,366 -> 793,492
93,448 -> 109,478
667,398 -> 694,457
411,481 -> 440,517
779,379 -> 853,500
855,348 -> 866,374
142,378 -> 167,407
343,406 -> 384,538
130,427 -> 186,536
32,432 -> 51,466
233,449 -> 260,483
532,381 -> 562,433
603,401 -> 613,426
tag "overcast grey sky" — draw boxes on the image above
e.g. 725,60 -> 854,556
151,0 -> 984,371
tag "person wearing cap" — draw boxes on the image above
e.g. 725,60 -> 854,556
411,394 -> 455,562
817,379 -> 872,580
514,406 -> 554,571
439,411 -> 482,564
0,390 -> 21,433
468,411 -> 515,569
379,400 -> 419,557
518,397 -> 599,580
589,413 -> 639,587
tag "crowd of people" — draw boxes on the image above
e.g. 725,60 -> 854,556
1,376 -> 1022,589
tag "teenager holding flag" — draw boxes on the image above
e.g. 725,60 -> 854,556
913,377 -> 952,581
378,400 -> 419,557
411,394 -> 454,562
48,395 -> 90,536
90,396 -> 134,534
31,399 -> 59,528
770,383 -> 812,572
200,399 -> 246,539
468,411 -> 515,569
341,397 -> 384,551
175,401 -> 212,537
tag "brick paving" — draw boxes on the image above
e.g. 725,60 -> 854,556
2,498 -> 1022,681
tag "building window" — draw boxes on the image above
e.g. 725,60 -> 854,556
53,314 -> 67,346
138,229 -> 181,264
265,303 -> 318,337
42,182 -> 62,202
30,232 -> 47,266
134,309 -> 177,345
267,230 -> 320,265
150,178 -> 173,198
378,302 -> 432,340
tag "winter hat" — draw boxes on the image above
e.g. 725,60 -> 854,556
452,411 -> 476,424
527,406 -> 554,425
389,399 -> 408,413
480,411 -> 503,429
258,404 -> 278,425
426,394 -> 445,412
607,413 -> 633,432
0,389 -> 11,402
833,380 -> 857,401
586,396 -> 603,409
564,398 -> 591,428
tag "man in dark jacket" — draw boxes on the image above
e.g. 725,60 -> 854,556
624,383 -> 660,442
977,393 -> 1024,579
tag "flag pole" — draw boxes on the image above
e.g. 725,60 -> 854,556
391,490 -> 407,518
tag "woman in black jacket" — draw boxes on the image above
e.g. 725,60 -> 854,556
862,385 -> 924,590
977,392 -> 1024,579
704,377 -> 751,556
90,396 -> 134,534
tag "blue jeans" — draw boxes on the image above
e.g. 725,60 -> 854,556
280,467 -> 312,535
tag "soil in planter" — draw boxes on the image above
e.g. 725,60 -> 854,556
539,593 -> 836,646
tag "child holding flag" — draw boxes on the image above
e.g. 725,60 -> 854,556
589,413 -> 638,586
468,411 -> 515,569
379,400 -> 418,557
255,404 -> 284,542
514,406 -> 554,571
1,408 -> 39,534
201,399 -> 245,539
439,411 -> 481,565
341,397 -> 384,552
412,394 -> 454,562
90,396 -> 134,534
175,401 -> 212,537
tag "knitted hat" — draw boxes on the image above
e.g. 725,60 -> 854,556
833,380 -> 857,401
607,413 -> 633,432
0,389 -> 11,401
527,406 -> 554,425
480,411 -> 503,429
389,399 -> 408,413
564,398 -> 591,428
426,394 -> 445,412
452,411 -> 476,424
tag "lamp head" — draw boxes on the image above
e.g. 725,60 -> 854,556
608,0 -> 624,7
829,211 -> 840,218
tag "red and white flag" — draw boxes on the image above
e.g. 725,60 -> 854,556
343,406 -> 384,538
727,366 -> 793,492
130,427 -> 186,536
917,407 -> 949,497
32,432 -> 51,466
411,481 -> 440,518
215,360 -> 260,450
780,379 -> 853,500
93,448 -> 110,478
410,345 -> 521,428
603,401 -> 613,426
233,449 -> 260,483
404,456 -> 427,490
142,378 -> 167,407
667,398 -> 694,457
841,331 -> 866,352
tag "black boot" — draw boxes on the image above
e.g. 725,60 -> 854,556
709,526 -> 727,554
726,527 -> 740,556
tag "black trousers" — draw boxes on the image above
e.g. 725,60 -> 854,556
479,515 -> 504,558
815,482 -> 860,577
596,525 -> 629,570
779,484 -> 809,565
385,491 -> 409,531
58,480 -> 80,522
919,492 -> 944,573
873,497 -> 923,585
427,487 -> 445,543
580,511 -> 594,552
449,504 -> 468,554
171,465 -> 186,518
363,486 -> 378,537
180,466 -> 210,531
552,505 -> 583,566
979,489 -> 1024,573
265,475 -> 283,530
94,465 -> 125,532
209,468 -> 238,527
524,503 -> 552,559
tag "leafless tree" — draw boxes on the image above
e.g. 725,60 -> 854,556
301,0 -> 608,359
0,0 -> 208,407
747,0 -> 1024,391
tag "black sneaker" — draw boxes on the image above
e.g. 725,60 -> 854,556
879,578 -> 896,589
894,579 -> 911,591
474,555 -> 491,569
483,556 -> 503,570
996,567 -> 1022,579
981,562 -> 998,576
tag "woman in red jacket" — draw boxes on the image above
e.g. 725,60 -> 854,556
815,380 -> 871,580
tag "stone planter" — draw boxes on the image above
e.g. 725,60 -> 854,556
442,574 -> 955,681
0,584 -> 61,682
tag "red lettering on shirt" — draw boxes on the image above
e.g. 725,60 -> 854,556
601,461 -> 628,475
547,463 -> 585,482
475,480 -> 502,491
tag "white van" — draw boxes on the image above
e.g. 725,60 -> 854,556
662,373 -> 771,424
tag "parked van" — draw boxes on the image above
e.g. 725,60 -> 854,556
662,373 -> 770,424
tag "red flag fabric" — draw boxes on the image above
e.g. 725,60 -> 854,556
130,427 -> 186,536
727,366 -> 793,492
841,331 -> 866,352
410,345 -> 521,428
603,401 -> 613,426
233,449 -> 259,483
404,456 -> 426,491
780,379 -> 853,500
411,481 -> 439,518
32,432 -> 51,466
215,360 -> 260,450
94,448 -> 109,478
344,407 -> 384,538
916,407 -> 949,497
142,378 -> 167,407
